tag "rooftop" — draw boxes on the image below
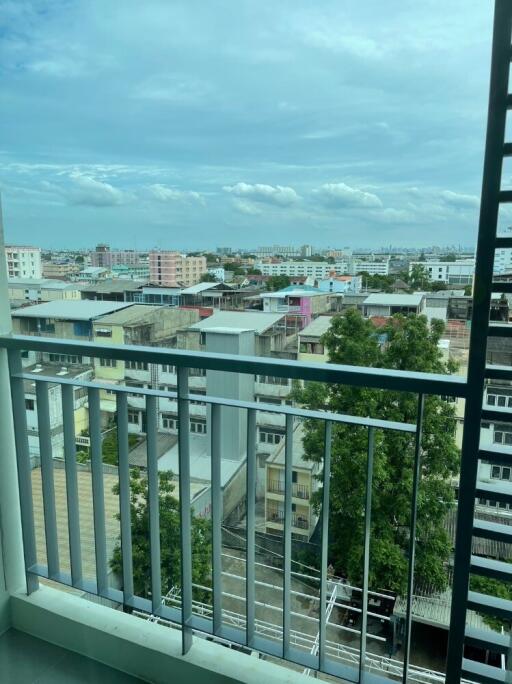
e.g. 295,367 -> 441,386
12,300 -> 132,321
267,423 -> 312,469
363,293 -> 425,307
190,310 -> 284,334
180,282 -> 224,295
158,433 -> 242,486
81,279 -> 148,293
299,315 -> 334,338
262,285 -> 326,298
93,304 -> 163,326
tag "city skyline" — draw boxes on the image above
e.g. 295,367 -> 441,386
0,1 -> 501,249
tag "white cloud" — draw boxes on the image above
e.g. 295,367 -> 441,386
231,199 -> 262,216
440,190 -> 479,209
223,182 -> 300,207
148,184 -> 204,204
312,182 -> 382,209
68,171 -> 129,207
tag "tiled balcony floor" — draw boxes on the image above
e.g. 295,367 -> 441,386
0,629 -> 146,683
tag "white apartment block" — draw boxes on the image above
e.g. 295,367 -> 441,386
409,259 -> 475,285
494,248 -> 512,274
256,261 -> 349,278
353,258 -> 390,275
256,257 -> 389,278
5,245 -> 42,279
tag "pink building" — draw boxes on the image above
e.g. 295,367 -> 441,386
149,251 -> 206,287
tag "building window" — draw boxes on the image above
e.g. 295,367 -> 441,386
126,360 -> 148,371
494,429 -> 512,445
161,364 -> 175,374
96,328 -> 112,338
128,410 -> 140,424
258,375 -> 290,386
49,353 -> 82,364
191,420 -> 207,434
491,465 -> 511,481
487,392 -> 512,408
162,414 -> 178,430
190,368 -> 206,377
100,358 -> 117,368
25,398 -> 35,411
259,429 -> 284,445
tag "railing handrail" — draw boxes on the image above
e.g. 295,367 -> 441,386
0,334 -> 467,397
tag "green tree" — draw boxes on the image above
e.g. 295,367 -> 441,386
111,469 -> 212,600
76,429 -> 139,466
470,573 -> 512,631
295,310 -> 459,594
266,275 -> 291,291
199,272 -> 218,283
75,255 -> 84,264
409,264 -> 431,290
440,253 -> 457,262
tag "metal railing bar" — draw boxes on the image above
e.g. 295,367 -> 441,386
8,349 -> 39,593
282,413 -> 294,660
36,380 -> 60,579
177,366 -> 193,655
211,402 -> 222,636
88,386 -> 108,595
246,408 -> 257,649
116,392 -> 134,603
0,334 -> 467,396
61,383 -> 83,587
146,394 -> 162,615
319,421 -> 331,672
359,426 -> 374,683
12,371 -> 417,433
402,394 -> 425,684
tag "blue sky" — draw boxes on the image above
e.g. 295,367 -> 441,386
0,1 -> 501,250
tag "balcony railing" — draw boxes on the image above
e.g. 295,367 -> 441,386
0,332 -> 470,684
267,480 -> 310,500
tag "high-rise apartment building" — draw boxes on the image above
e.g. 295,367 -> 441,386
149,250 -> 206,286
4,245 -> 42,279
91,244 -> 143,268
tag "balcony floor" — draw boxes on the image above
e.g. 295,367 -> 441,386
0,629 -> 146,683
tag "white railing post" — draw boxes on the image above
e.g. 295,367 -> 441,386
0,196 -> 27,627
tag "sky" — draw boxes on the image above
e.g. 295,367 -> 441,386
0,1 -> 503,250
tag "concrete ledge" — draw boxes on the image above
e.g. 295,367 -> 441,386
10,586 -> 302,684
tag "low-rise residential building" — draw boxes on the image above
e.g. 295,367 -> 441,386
265,422 -> 319,540
23,362 -> 92,461
317,274 -> 362,294
80,279 -> 148,302
363,293 -> 426,318
42,260 -> 81,279
77,266 -> 111,281
12,301 -> 133,369
91,305 -> 199,418
260,285 -> 333,329
111,264 -> 150,280
5,245 -> 42,279
8,278 -> 83,304
149,251 -> 206,287
297,316 -> 334,363
132,285 -> 181,306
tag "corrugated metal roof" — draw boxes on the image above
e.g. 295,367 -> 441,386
363,293 -> 424,306
181,282 -> 223,294
12,300 -> 133,320
93,304 -> 162,326
190,310 -> 284,333
299,316 -> 334,338
81,279 -> 147,293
